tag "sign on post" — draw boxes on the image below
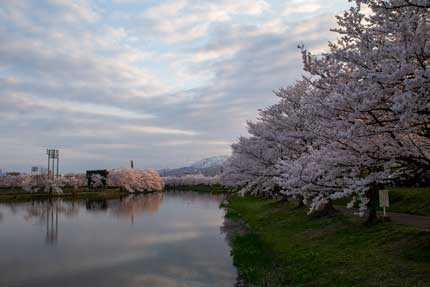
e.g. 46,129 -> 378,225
379,189 -> 389,217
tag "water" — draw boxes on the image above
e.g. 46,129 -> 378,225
0,191 -> 237,287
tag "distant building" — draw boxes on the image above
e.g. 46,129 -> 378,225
31,167 -> 47,175
6,172 -> 20,176
31,166 -> 41,176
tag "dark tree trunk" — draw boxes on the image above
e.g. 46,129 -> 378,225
319,199 -> 337,216
310,199 -> 337,217
279,194 -> 289,203
272,185 -> 286,201
296,194 -> 305,208
365,185 -> 381,224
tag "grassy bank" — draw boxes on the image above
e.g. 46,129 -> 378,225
226,196 -> 430,287
388,187 -> 430,216
0,184 -> 228,202
0,188 -> 129,202
164,184 -> 230,194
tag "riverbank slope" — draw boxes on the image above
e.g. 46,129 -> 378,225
225,196 -> 430,287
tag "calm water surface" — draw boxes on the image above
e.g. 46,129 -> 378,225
0,191 -> 237,287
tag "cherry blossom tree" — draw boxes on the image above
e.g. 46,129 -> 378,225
62,174 -> 86,189
107,168 -> 164,193
223,0 -> 430,221
291,0 -> 430,219
19,175 -> 64,194
222,80 -> 321,202
0,174 -> 29,188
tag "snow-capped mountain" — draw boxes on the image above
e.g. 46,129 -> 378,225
190,155 -> 229,169
159,155 -> 229,177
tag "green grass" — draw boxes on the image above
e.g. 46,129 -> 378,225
226,196 -> 430,287
388,187 -> 430,216
333,187 -> 430,216
164,184 -> 230,194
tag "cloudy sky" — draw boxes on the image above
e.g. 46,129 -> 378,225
0,0 -> 351,173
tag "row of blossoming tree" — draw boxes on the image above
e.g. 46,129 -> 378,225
0,169 -> 164,194
163,174 -> 221,187
221,0 -> 430,221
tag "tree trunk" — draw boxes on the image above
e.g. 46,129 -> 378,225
296,195 -> 305,208
311,199 -> 337,217
365,185 -> 381,224
319,199 -> 337,216
279,194 -> 289,203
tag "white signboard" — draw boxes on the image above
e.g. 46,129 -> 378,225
379,189 -> 390,218
379,189 -> 390,208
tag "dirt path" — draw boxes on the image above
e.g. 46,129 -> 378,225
381,211 -> 430,229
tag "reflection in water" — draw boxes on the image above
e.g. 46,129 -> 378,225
110,192 -> 163,218
24,200 -> 80,222
18,194 -> 165,244
0,191 -> 236,287
22,200 -> 79,245
45,202 -> 58,245
110,193 -> 163,225
86,199 -> 108,211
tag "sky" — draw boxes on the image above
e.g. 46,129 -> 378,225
0,0 -> 352,173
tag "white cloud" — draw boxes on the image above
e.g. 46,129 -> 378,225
0,0 -> 352,171
6,92 -> 154,120
143,0 -> 271,43
123,125 -> 199,136
48,0 -> 100,23
283,0 -> 321,15
251,19 -> 288,35
159,140 -> 231,146
192,45 -> 242,62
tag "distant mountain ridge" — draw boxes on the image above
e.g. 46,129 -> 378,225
190,155 -> 229,169
159,155 -> 229,177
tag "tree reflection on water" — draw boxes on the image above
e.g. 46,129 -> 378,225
16,193 -> 164,245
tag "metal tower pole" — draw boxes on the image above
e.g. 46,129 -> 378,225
52,156 -> 55,179
47,150 -> 50,179
56,152 -> 59,178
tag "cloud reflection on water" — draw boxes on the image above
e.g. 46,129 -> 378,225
0,191 -> 236,287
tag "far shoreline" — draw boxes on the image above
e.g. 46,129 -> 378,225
0,188 -> 157,203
